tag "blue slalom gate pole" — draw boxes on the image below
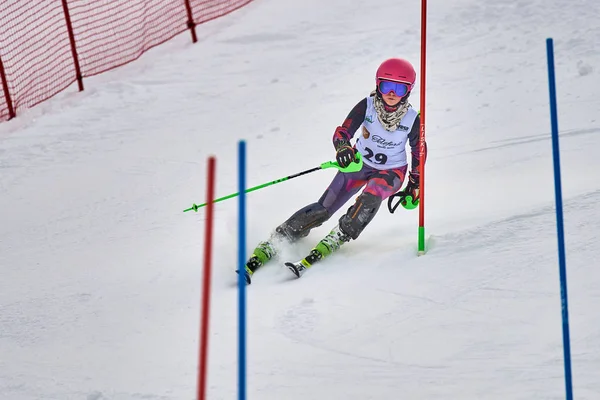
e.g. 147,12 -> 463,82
546,38 -> 573,400
238,140 -> 247,400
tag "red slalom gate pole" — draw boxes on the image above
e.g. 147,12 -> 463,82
418,0 -> 427,255
198,157 -> 215,400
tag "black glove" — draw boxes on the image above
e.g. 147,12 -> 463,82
404,171 -> 420,201
334,140 -> 356,168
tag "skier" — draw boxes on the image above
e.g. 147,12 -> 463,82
241,58 -> 427,283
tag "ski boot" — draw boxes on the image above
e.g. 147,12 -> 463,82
237,240 -> 277,284
286,224 -> 350,278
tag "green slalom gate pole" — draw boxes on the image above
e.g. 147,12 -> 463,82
183,153 -> 364,212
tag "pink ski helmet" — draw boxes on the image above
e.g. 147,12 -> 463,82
376,58 -> 416,95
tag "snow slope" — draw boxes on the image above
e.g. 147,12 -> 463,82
1,0 -> 599,399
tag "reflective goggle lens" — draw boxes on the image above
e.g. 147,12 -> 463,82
378,81 -> 409,96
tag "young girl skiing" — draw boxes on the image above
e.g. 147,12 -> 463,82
241,58 -> 426,283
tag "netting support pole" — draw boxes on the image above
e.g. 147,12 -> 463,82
184,0 -> 198,43
0,54 -> 15,120
61,0 -> 84,91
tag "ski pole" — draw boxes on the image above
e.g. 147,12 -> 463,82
184,153 -> 363,212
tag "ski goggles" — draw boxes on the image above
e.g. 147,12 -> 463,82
378,80 -> 410,97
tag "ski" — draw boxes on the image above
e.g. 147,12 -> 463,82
235,266 -> 253,285
284,248 -> 324,279
285,258 -> 311,278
